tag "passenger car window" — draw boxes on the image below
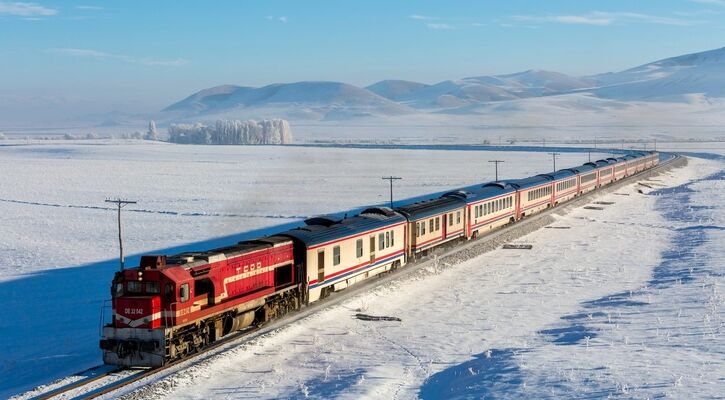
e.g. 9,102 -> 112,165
333,245 -> 341,265
356,239 -> 363,257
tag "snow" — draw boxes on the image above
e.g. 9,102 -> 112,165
3,142 -> 722,399
0,142 -> 611,398
101,155 -> 722,399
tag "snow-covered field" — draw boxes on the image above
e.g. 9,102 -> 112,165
119,155 -> 724,399
0,142 -> 611,398
2,142 -> 722,399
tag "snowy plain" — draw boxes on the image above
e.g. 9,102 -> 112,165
0,142 -> 612,398
117,155 -> 724,400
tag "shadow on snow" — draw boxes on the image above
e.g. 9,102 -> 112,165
419,349 -> 525,400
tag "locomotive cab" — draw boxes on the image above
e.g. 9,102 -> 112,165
111,268 -> 164,329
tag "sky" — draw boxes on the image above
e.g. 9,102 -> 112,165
1,0 -> 724,125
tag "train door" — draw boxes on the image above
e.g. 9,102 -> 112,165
442,214 -> 447,238
550,183 -> 556,206
577,176 -> 582,195
369,235 -> 376,263
317,250 -> 325,283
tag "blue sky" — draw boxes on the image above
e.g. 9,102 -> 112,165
1,0 -> 724,121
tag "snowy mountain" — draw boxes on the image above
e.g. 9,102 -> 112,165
367,71 -> 589,108
165,81 -> 413,119
164,47 -> 725,120
365,80 -> 429,101
591,47 -> 725,100
469,69 -> 594,97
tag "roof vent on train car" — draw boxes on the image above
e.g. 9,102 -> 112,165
361,207 -> 397,217
304,216 -> 341,227
441,190 -> 468,199
482,182 -> 506,189
139,255 -> 166,270
535,174 -> 555,180
584,162 -> 597,167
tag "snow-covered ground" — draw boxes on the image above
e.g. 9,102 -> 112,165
110,155 -> 722,399
0,142 -> 611,398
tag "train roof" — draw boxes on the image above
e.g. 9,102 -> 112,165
161,236 -> 292,269
595,160 -> 611,168
395,195 -> 465,221
444,182 -> 516,203
568,164 -> 596,173
539,169 -> 576,180
275,207 -> 405,247
505,175 -> 552,190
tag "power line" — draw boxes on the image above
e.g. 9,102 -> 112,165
105,198 -> 137,271
488,160 -> 504,181
381,177 -> 402,209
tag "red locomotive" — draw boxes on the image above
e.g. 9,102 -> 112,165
100,237 -> 301,367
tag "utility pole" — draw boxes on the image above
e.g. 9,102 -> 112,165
381,177 -> 402,209
588,151 -> 591,163
549,152 -> 560,172
488,160 -> 504,181
106,198 -> 137,271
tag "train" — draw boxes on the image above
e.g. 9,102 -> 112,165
100,150 -> 660,367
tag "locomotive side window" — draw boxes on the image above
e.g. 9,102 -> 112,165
114,283 -> 124,298
179,283 -> 190,303
127,281 -> 142,294
165,283 -> 174,301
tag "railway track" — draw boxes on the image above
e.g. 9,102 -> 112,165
27,153 -> 684,400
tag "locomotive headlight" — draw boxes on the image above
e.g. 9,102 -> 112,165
138,271 -> 143,281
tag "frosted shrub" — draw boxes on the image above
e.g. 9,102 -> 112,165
168,119 -> 292,145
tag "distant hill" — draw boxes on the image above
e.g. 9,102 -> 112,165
591,47 -> 725,100
164,46 -> 725,120
365,80 -> 430,101
164,81 -> 412,120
